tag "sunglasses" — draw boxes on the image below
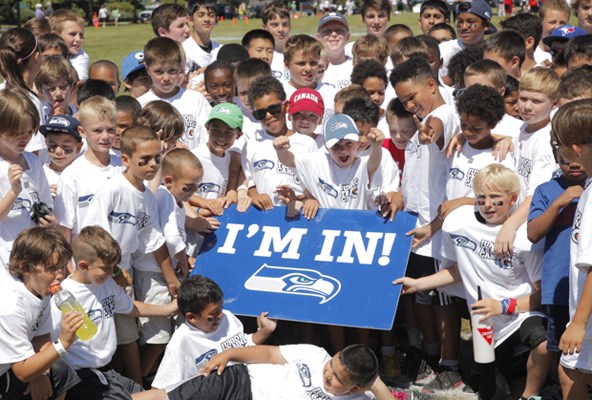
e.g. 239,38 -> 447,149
253,103 -> 283,121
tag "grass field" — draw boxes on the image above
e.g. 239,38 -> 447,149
83,10 -> 509,65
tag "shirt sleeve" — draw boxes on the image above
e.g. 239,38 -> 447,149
527,184 -> 549,222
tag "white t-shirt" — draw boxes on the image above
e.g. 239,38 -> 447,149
534,46 -> 552,65
322,58 -> 353,91
270,51 -> 289,82
438,39 -> 464,82
248,344 -> 374,400
182,38 -> 221,73
152,310 -> 253,391
192,143 -> 230,199
0,277 -> 53,376
69,49 -> 90,81
137,88 -> 211,150
491,113 -> 523,141
242,131 -> 317,205
0,152 -> 52,270
562,181 -> 592,371
50,277 -> 134,370
82,173 -> 165,271
43,164 -> 60,192
402,104 -> 459,258
54,154 -> 122,239
358,146 -> 400,209
295,151 -> 377,210
514,123 -> 556,203
442,205 -> 543,346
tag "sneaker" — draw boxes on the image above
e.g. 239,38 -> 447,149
382,354 -> 401,381
421,369 -> 466,394
413,359 -> 437,386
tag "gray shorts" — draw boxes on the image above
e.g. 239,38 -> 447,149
65,368 -> 143,400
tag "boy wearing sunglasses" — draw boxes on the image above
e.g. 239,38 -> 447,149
395,164 -> 550,400
243,75 -> 317,211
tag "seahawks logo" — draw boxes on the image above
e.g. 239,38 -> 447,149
450,234 -> 477,251
253,159 -> 275,172
449,168 -> 465,180
195,349 -> 218,370
318,178 -> 338,199
198,182 -> 221,194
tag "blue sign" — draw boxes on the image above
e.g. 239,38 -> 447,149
192,206 -> 417,330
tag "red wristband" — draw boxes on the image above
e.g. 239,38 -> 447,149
506,298 -> 517,315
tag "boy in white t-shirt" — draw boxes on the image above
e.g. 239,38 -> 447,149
316,12 -> 353,91
152,275 -> 275,392
138,37 -> 211,151
287,87 -> 325,148
552,100 -> 592,399
0,227 -> 82,399
51,226 -> 177,399
261,1 -> 291,81
395,164 -> 551,400
49,10 -> 90,81
183,0 -> 221,74
54,96 -> 121,242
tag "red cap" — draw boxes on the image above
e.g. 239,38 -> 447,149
288,88 -> 324,117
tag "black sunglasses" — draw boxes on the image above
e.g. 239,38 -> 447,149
253,103 -> 283,121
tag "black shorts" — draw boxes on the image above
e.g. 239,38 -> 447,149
545,304 -> 569,352
0,358 -> 80,400
405,253 -> 451,306
65,368 -> 143,400
168,364 -> 252,400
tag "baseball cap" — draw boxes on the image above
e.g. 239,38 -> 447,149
543,25 -> 588,47
323,114 -> 359,149
317,12 -> 349,32
40,115 -> 81,141
455,0 -> 497,34
289,88 -> 324,117
121,50 -> 145,82
206,103 -> 244,130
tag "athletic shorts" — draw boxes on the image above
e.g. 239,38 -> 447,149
544,304 -> 569,352
168,364 -> 252,400
66,368 -> 143,400
134,270 -> 174,345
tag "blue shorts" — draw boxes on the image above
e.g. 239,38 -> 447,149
545,304 -> 569,352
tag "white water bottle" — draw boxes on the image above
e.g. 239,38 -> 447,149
471,286 -> 495,363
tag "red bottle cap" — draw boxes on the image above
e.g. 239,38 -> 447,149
49,284 -> 62,295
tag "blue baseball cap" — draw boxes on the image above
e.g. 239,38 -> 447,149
40,115 -> 81,141
323,114 -> 359,149
543,25 -> 588,47
455,0 -> 497,34
318,12 -> 349,32
121,50 -> 145,82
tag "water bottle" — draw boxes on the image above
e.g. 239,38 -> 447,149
471,286 -> 495,363
50,284 -> 98,341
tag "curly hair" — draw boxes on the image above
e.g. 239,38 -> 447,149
247,75 -> 286,109
456,84 -> 505,128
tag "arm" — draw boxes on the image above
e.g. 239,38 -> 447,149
393,262 -> 461,294
251,312 -> 277,344
495,196 -> 531,258
367,128 -> 385,181
248,186 -> 273,211
527,186 -> 583,243
273,135 -> 296,168
188,194 -> 224,216
438,197 -> 474,220
560,267 -> 592,355
471,280 -> 542,322
153,244 -> 180,297
406,217 -> 443,249
0,164 -> 23,221
369,376 -> 396,400
202,345 -> 287,376
128,298 -> 178,318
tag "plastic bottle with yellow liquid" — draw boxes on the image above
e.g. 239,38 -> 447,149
50,284 -> 97,341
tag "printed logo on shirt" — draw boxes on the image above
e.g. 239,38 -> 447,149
198,182 -> 222,195
182,115 -> 197,130
479,239 -> 496,260
220,333 -> 248,350
101,295 -> 116,318
195,349 -> 217,370
297,363 -> 312,387
317,178 -> 338,198
340,178 -> 359,202
276,162 -> 300,183
449,168 -> 465,181
517,156 -> 533,180
79,194 -> 94,207
88,308 -> 104,322
464,168 -> 479,188
572,210 -> 582,244
495,254 -> 517,269
336,80 -> 350,90
12,197 -> 32,211
305,387 -> 331,400
450,234 -> 477,251
407,141 -> 422,159
108,211 -> 151,229
253,159 -> 275,172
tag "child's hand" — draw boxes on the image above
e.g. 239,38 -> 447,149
257,311 -> 277,334
59,311 -> 85,348
201,198 -> 225,216
559,321 -> 586,355
555,185 -> 584,209
37,213 -> 56,226
251,193 -> 273,211
285,200 -> 303,219
25,374 -> 52,400
438,198 -> 467,220
375,192 -> 404,222
492,136 -> 514,161
445,132 -> 465,158
392,277 -> 420,294
166,277 -> 181,298
494,223 -> 516,258
413,115 -> 436,145
194,216 -> 221,234
222,191 -> 238,208
302,198 -> 319,220
367,127 -> 385,145
471,298 -> 503,322
275,185 -> 298,204
114,266 -> 132,288
406,225 -> 432,249
8,163 -> 24,194
167,298 -> 179,317
50,184 -> 57,198
237,189 -> 251,212
202,351 -> 231,376
273,136 -> 291,151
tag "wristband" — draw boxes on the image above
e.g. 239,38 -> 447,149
507,298 -> 517,315
113,265 -> 122,277
501,298 -> 510,315
53,339 -> 67,357
237,185 -> 248,192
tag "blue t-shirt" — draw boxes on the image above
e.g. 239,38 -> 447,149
528,176 -> 580,305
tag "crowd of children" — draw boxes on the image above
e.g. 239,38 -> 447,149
1,0 -> 592,398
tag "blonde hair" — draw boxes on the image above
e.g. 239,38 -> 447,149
540,0 -> 570,20
48,9 -> 85,34
0,87 -> 40,136
335,84 -> 371,104
352,35 -> 389,65
284,34 -> 321,64
161,148 -> 203,179
551,98 -> 592,146
519,67 -> 560,99
78,95 -> 116,127
73,226 -> 122,267
36,54 -> 74,88
23,16 -> 51,38
135,100 -> 185,143
465,59 -> 507,91
473,164 -> 520,196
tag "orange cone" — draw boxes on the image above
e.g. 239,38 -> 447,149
232,17 -> 236,25
245,15 -> 249,24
